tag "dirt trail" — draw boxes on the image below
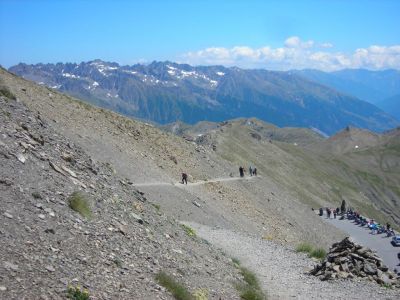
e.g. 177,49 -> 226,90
132,175 -> 258,187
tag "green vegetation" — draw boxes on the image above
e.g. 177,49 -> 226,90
192,288 -> 208,300
0,86 -> 16,100
68,191 -> 92,218
296,243 -> 313,253
233,259 -> 266,300
67,285 -> 90,300
310,248 -> 327,260
232,257 -> 241,266
151,203 -> 161,211
296,243 -> 326,260
181,224 -> 196,237
155,271 -> 193,300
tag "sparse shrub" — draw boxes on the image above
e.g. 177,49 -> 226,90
296,243 -> 313,254
181,224 -> 196,237
155,271 -> 192,300
310,248 -> 326,260
232,257 -> 241,266
67,285 -> 90,300
151,203 -> 161,211
113,257 -> 123,268
193,288 -> 208,300
235,266 -> 266,300
0,86 -> 16,100
68,191 -> 92,218
32,191 -> 42,199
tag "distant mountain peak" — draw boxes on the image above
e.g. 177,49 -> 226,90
8,60 -> 399,134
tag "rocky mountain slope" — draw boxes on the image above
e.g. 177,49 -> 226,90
9,60 -> 399,135
0,76 -> 242,299
2,68 -> 400,299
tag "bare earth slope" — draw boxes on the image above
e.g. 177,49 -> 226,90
0,77 -> 241,299
0,68 -> 343,247
2,69 -> 399,299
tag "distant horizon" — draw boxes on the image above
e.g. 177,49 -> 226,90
5,59 -> 400,73
1,0 -> 399,71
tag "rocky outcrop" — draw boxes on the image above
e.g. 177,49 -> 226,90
310,237 -> 400,287
0,90 -> 241,299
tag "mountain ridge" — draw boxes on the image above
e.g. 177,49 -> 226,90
9,60 -> 399,135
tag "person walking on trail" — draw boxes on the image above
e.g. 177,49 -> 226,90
239,166 -> 244,177
253,167 -> 257,176
181,172 -> 188,185
249,166 -> 253,176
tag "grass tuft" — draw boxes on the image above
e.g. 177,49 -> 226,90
67,285 -> 90,300
68,191 -> 92,218
181,224 -> 196,237
310,248 -> 326,260
155,271 -> 192,300
235,266 -> 266,300
0,86 -> 16,100
296,243 -> 326,260
296,243 -> 313,254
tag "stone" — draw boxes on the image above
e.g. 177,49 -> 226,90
4,261 -> 18,271
338,271 -> 349,279
0,286 -> 7,291
333,265 -> 340,272
45,265 -> 55,272
378,265 -> 389,272
130,212 -> 144,224
38,214 -> 46,219
363,262 -> 377,275
16,153 -> 27,163
379,273 -> 391,285
3,212 -> 13,219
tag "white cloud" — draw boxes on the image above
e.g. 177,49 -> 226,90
181,37 -> 400,71
320,42 -> 334,48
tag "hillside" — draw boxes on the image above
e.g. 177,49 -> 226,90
1,68 -> 400,299
9,60 -> 399,135
174,119 -> 400,227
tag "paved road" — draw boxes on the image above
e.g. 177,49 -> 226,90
321,214 -> 400,273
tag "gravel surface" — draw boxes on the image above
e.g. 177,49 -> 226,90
187,222 -> 400,300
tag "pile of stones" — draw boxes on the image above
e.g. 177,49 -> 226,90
310,237 -> 399,287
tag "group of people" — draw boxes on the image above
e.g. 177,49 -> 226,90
239,166 -> 257,177
318,205 -> 396,237
346,210 -> 395,237
321,207 -> 341,219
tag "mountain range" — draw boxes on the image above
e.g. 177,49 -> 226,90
294,69 -> 400,120
8,60 -> 399,135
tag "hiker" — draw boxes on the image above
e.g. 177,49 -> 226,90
253,167 -> 257,176
326,207 -> 330,218
333,209 -> 337,219
249,166 -> 253,176
181,172 -> 188,185
340,199 -> 346,214
319,207 -> 323,216
239,166 -> 244,177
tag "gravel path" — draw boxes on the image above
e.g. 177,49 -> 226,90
132,175 -> 257,187
186,222 -> 400,300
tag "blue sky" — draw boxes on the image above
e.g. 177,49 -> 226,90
1,0 -> 399,70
